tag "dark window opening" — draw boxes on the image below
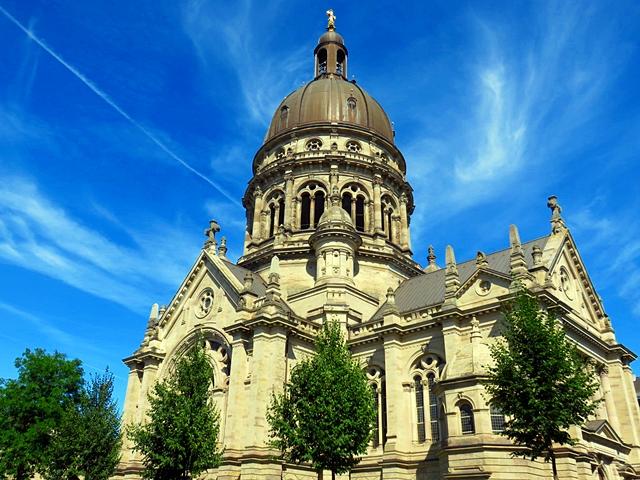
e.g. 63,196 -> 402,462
355,196 -> 365,232
317,48 -> 327,75
341,192 -> 352,216
269,204 -> 276,237
460,404 -> 475,435
314,191 -> 325,227
372,384 -> 379,447
278,198 -> 285,227
300,193 -> 311,229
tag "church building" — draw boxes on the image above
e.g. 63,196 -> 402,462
115,13 -> 640,480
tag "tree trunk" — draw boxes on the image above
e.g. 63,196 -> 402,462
550,449 -> 558,480
332,471 -> 336,480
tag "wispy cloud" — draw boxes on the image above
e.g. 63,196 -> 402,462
0,300 -> 75,346
0,4 -> 239,206
0,176 -> 197,313
182,0 -> 308,125
406,2 -> 633,247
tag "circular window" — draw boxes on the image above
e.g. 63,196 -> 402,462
306,138 -> 322,151
476,279 -> 492,296
346,140 -> 361,153
195,289 -> 214,318
559,267 -> 574,300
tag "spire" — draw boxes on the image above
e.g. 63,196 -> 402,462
444,245 -> 460,304
424,245 -> 438,272
547,195 -> 567,234
218,236 -> 228,258
509,224 -> 530,282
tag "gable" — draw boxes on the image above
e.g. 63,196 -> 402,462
546,233 -> 606,325
456,270 -> 511,307
157,252 -> 265,340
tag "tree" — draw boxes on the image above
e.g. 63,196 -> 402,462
484,286 -> 600,479
45,370 -> 122,480
128,335 -> 223,480
0,348 -> 84,480
267,321 -> 376,479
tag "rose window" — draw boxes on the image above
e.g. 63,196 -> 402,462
306,139 -> 322,151
196,289 -> 214,318
346,140 -> 361,153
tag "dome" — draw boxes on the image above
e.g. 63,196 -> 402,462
318,30 -> 344,46
265,76 -> 395,144
316,203 -> 355,231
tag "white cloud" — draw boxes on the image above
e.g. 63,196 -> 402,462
0,176 -> 198,313
182,0 -> 308,125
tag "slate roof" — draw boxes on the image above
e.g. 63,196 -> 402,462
221,259 -> 267,297
372,235 -> 551,320
583,419 -> 608,432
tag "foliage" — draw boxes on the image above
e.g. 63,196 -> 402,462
0,348 -> 84,480
45,370 -> 122,480
128,335 -> 223,480
485,286 -> 600,471
267,321 -> 377,476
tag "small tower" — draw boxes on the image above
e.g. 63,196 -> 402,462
315,10 -> 348,78
309,188 -> 362,286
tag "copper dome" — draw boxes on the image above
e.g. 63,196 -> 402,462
265,76 -> 395,144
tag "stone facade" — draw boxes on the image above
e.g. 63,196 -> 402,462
114,16 -> 640,480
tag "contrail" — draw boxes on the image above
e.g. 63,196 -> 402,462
0,5 -> 241,207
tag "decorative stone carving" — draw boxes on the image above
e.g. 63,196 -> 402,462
195,289 -> 214,318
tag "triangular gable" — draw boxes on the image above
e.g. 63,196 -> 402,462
583,419 -> 626,446
158,251 -> 264,333
545,232 -> 606,322
456,267 -> 511,301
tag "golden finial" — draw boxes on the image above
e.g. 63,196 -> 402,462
326,9 -> 336,30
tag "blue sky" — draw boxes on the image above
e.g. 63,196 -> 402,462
0,0 -> 639,408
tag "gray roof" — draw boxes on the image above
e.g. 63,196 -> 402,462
221,259 -> 267,297
373,235 -> 550,319
634,377 -> 640,398
583,419 -> 607,432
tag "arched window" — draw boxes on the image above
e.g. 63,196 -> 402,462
381,195 -> 396,242
371,383 -> 379,447
459,403 -> 475,435
414,376 -> 426,442
336,49 -> 345,76
341,192 -> 352,216
269,204 -> 276,237
299,183 -> 327,230
490,405 -> 505,433
300,193 -> 311,229
265,190 -> 285,238
355,196 -> 365,232
278,198 -> 285,227
427,374 -> 439,442
366,366 -> 386,448
317,48 -> 327,75
314,191 -> 325,226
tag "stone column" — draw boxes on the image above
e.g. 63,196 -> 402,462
260,210 -> 268,239
310,198 -> 316,228
291,198 -> 299,230
121,363 -> 142,463
364,200 -> 371,232
284,172 -> 294,228
252,187 -> 263,241
138,360 -> 161,423
224,336 -> 248,451
383,334 -> 411,452
399,193 -> 410,250
373,175 -> 383,234
350,197 -> 356,222
600,366 -> 621,433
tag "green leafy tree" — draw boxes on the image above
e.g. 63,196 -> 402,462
0,348 -> 84,480
128,335 -> 223,480
267,321 -> 376,479
45,370 -> 122,480
485,286 -> 600,478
